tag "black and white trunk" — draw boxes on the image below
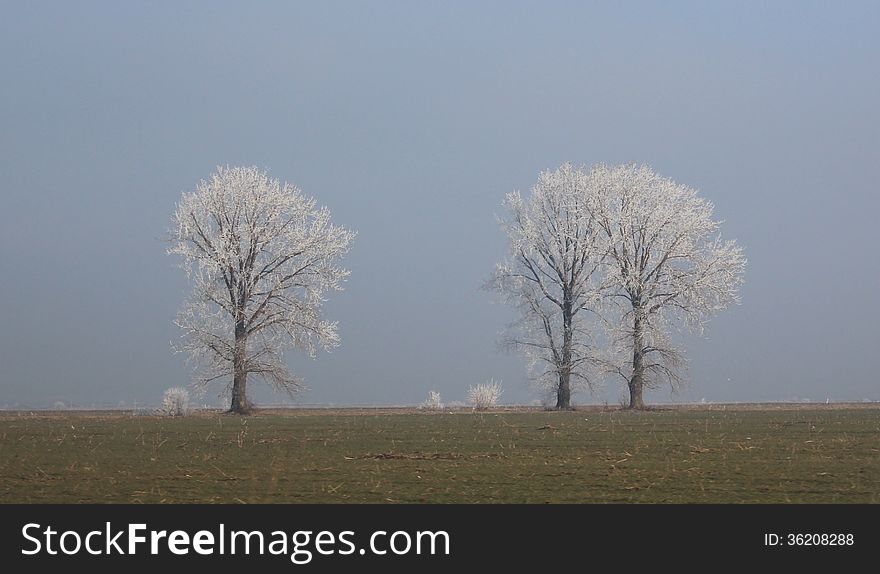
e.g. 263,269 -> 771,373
229,319 -> 250,414
628,308 -> 646,410
556,293 -> 573,410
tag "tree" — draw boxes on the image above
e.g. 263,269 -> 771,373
593,164 -> 746,409
488,164 -> 607,409
419,390 -> 444,411
161,387 -> 191,416
169,166 -> 354,414
467,380 -> 503,410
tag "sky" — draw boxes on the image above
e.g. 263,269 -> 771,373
1,1 -> 878,408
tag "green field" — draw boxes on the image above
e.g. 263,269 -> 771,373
1,405 -> 878,503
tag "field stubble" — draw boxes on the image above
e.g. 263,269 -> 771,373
0,405 -> 877,503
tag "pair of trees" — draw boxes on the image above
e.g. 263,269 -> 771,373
169,164 -> 743,414
488,163 -> 746,409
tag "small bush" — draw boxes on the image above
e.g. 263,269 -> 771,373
419,390 -> 444,411
161,387 -> 191,416
468,379 -> 503,410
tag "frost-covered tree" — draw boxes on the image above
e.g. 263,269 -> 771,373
467,380 -> 503,410
593,164 -> 745,409
161,387 -> 190,416
488,164 -> 607,409
419,390 -> 444,411
169,166 -> 354,414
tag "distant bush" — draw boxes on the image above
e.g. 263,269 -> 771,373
161,387 -> 191,416
468,380 -> 502,410
419,390 -> 444,411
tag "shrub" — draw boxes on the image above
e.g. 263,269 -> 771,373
419,390 -> 444,411
161,387 -> 191,416
467,379 -> 503,410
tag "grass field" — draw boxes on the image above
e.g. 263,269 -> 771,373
1,405 -> 878,503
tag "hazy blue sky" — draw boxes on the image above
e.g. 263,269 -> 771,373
1,1 -> 878,407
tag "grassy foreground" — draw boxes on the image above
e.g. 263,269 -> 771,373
1,406 -> 878,503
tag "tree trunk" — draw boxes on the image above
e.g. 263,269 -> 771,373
229,321 -> 250,414
628,310 -> 646,410
556,372 -> 571,410
556,296 -> 573,410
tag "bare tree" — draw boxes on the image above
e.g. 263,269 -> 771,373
488,164 -> 607,409
419,390 -> 444,411
467,380 -> 503,410
593,164 -> 746,409
169,166 -> 354,414
161,387 -> 191,416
